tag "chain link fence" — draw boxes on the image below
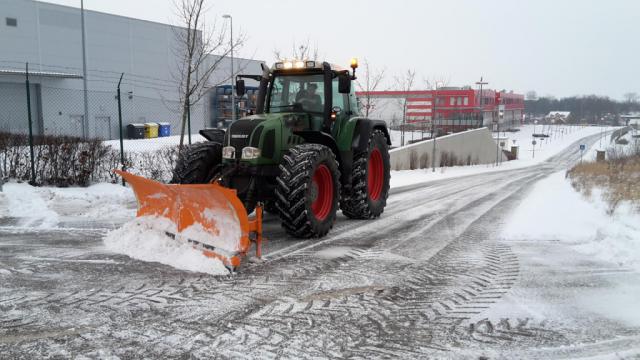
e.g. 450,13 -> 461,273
0,65 -> 209,186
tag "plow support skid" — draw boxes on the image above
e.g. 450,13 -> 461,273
115,170 -> 262,269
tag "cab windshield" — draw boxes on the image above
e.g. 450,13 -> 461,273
268,74 -> 324,114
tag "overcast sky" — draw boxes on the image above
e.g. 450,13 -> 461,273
42,0 -> 639,99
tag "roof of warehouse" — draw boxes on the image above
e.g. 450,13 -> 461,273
0,69 -> 83,79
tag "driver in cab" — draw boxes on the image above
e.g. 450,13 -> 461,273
297,83 -> 322,111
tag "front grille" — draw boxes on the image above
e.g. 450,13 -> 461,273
226,119 -> 265,159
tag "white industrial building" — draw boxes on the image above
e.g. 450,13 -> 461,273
0,0 -> 263,139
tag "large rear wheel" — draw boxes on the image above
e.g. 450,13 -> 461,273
340,129 -> 390,219
275,144 -> 340,238
170,142 -> 222,184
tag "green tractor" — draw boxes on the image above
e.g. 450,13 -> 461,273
171,59 -> 391,238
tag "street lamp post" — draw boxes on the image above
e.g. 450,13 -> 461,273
223,14 -> 235,123
431,82 -> 441,172
401,99 -> 406,147
81,0 -> 89,139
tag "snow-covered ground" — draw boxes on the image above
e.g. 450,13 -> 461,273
103,133 -> 207,152
390,125 -> 612,188
2,124 -> 639,357
502,171 -> 640,271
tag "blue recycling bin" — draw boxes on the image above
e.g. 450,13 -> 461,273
158,122 -> 171,137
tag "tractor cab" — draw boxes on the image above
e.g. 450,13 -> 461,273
236,59 -> 359,135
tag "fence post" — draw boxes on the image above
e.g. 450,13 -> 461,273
187,101 -> 192,145
117,73 -> 125,186
25,63 -> 36,185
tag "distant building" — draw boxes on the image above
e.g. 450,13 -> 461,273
356,87 -> 524,133
0,0 -> 263,139
546,111 -> 571,123
621,112 -> 640,128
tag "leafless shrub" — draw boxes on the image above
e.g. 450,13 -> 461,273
419,153 -> 429,169
439,151 -> 459,167
0,132 -> 187,186
409,150 -> 418,170
0,132 -> 123,186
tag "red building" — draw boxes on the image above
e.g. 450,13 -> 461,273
356,87 -> 524,133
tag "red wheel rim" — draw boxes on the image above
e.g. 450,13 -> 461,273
368,148 -> 384,201
311,164 -> 333,221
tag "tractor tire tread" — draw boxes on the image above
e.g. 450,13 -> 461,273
170,142 -> 222,184
340,129 -> 390,219
275,143 -> 340,238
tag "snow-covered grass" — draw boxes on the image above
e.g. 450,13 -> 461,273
390,125 -> 612,189
501,171 -> 640,271
103,216 -> 229,275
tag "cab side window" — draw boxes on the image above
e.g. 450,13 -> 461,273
331,78 -> 349,113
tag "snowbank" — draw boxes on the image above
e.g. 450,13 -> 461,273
501,171 -> 640,271
1,182 -> 136,228
103,216 -> 229,275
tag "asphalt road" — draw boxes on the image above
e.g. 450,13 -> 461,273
1,132 -> 639,359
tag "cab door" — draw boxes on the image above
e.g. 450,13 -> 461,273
331,78 -> 350,137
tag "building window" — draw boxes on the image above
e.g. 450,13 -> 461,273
450,97 -> 455,106
463,97 -> 468,106
6,17 -> 17,27
457,97 -> 463,105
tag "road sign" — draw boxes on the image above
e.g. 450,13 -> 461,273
579,144 -> 586,151
498,104 -> 505,112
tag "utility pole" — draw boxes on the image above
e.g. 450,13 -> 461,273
117,73 -> 125,186
475,77 -> 488,128
26,63 -> 36,185
81,0 -> 89,139
431,83 -> 439,172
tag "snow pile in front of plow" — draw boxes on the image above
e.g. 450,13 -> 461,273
103,216 -> 229,275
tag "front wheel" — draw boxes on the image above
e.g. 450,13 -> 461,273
170,142 -> 222,184
340,129 -> 390,219
275,144 -> 340,238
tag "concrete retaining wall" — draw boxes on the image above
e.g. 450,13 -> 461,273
389,127 -> 507,170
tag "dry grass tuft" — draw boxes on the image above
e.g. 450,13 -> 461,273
567,152 -> 640,214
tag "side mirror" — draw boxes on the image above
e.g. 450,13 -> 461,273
236,79 -> 246,97
338,74 -> 351,94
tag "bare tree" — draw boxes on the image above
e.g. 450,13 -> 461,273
356,59 -> 386,118
422,75 -> 450,90
623,92 -> 639,103
173,0 -> 244,147
394,70 -> 417,146
526,90 -> 538,101
273,39 -> 319,61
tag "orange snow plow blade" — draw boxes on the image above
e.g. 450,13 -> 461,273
115,170 -> 262,270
